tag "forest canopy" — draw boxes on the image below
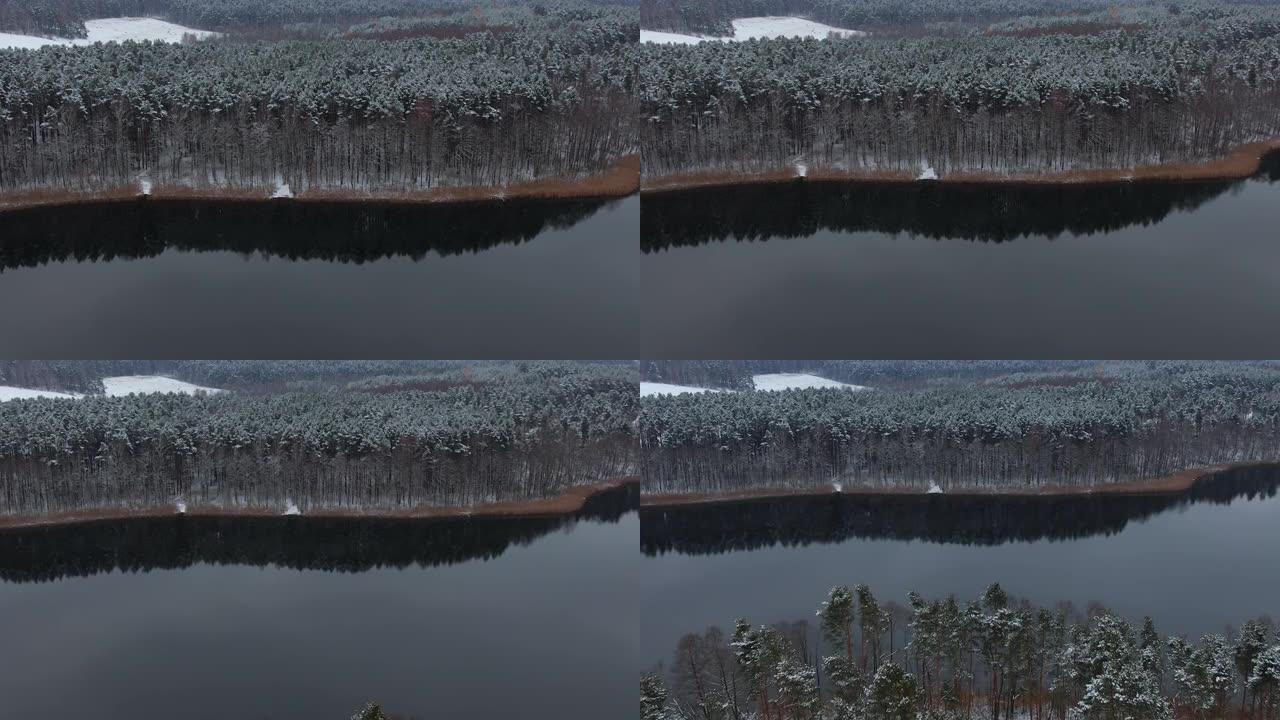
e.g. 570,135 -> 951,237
645,583 -> 1280,720
640,361 -> 1280,493
0,361 -> 638,515
0,1 -> 638,193
639,0 -> 1280,177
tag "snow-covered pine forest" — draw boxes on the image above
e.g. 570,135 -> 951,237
639,0 -> 1280,177
0,0 -> 638,194
644,583 -> 1280,720
640,361 -> 1280,494
0,361 -> 638,516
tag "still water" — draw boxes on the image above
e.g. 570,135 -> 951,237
639,465 -> 1280,667
640,153 -> 1280,357
0,488 -> 639,719
0,195 -> 640,357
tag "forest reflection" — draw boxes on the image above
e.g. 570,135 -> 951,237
0,196 -> 615,269
641,151 -> 1280,251
0,482 -> 637,584
640,464 -> 1280,556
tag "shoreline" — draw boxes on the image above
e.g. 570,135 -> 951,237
640,139 -> 1280,194
640,461 -> 1278,510
0,155 -> 639,214
0,476 -> 639,531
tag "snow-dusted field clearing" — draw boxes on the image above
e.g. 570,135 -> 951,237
0,376 -> 222,402
0,18 -> 218,51
640,17 -> 865,44
641,382 -> 723,397
0,386 -> 81,401
103,376 -> 222,397
752,374 -> 869,392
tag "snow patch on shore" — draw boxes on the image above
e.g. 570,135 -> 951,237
0,18 -> 218,50
641,17 -> 865,44
139,178 -> 153,196
753,374 -> 869,392
283,502 -> 301,516
795,163 -> 808,178
0,386 -> 82,401
271,181 -> 294,199
928,481 -> 945,494
641,382 -> 723,397
176,501 -> 187,514
103,376 -> 223,397
918,163 -> 938,181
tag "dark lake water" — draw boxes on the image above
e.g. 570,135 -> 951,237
640,153 -> 1280,357
0,195 -> 639,357
0,487 -> 640,719
639,464 -> 1280,668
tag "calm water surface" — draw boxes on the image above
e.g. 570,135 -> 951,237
0,195 -> 639,356
0,492 -> 639,719
639,465 -> 1280,667
640,154 -> 1280,356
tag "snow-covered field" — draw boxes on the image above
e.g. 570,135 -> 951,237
0,18 -> 217,51
103,376 -> 222,397
752,374 -> 869,392
0,386 -> 82,401
641,382 -> 723,397
2,376 -> 224,401
641,16 -> 865,45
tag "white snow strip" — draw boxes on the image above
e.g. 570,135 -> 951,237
176,501 -> 187,514
918,163 -> 938,181
139,178 -> 153,196
795,163 -> 808,178
752,374 -> 869,392
283,502 -> 301,516
0,18 -> 217,51
641,16 -> 865,44
639,29 -> 708,44
832,482 -> 843,493
928,481 -> 945,494
103,376 -> 223,397
271,181 -> 294,199
0,386 -> 82,401
641,381 -> 724,397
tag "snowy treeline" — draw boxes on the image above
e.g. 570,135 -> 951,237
0,0 -> 621,38
640,1 -> 1280,176
640,0 -> 1145,35
644,583 -> 1280,720
640,362 -> 1280,493
0,5 -> 638,192
0,362 -> 638,515
641,361 -> 1101,391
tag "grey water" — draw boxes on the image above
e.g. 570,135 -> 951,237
639,466 -> 1280,668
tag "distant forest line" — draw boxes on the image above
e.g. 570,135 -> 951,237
644,583 -> 1280,720
640,362 -> 1280,494
0,2 -> 637,194
0,362 -> 638,515
640,0 -> 1280,178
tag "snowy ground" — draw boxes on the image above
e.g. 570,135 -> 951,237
103,376 -> 222,397
0,386 -> 82,401
752,374 -> 869,392
0,18 -> 217,51
641,382 -> 725,397
641,16 -> 865,44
